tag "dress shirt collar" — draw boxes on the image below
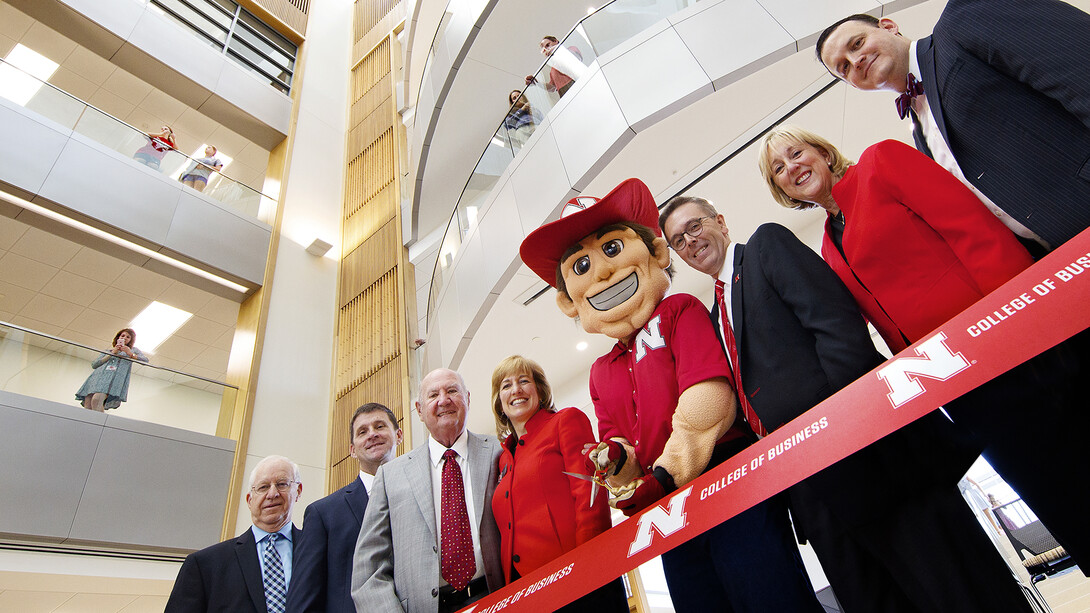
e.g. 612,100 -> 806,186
251,522 -> 293,543
428,429 -> 470,467
714,242 -> 738,285
359,470 -> 374,494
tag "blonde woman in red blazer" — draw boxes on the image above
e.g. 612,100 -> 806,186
490,355 -> 628,612
759,125 -> 1090,573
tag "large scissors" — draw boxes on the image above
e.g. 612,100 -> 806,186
563,468 -> 623,507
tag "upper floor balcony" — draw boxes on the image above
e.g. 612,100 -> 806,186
0,319 -> 236,555
0,54 -> 274,293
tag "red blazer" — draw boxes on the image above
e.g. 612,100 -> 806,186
491,407 -> 611,583
822,140 -> 1034,353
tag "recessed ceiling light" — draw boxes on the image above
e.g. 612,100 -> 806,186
0,44 -> 59,106
130,301 -> 193,354
576,341 -> 588,351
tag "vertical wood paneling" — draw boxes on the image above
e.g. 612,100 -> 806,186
326,11 -> 412,494
243,0 -> 308,40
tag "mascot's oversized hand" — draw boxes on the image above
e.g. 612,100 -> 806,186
584,439 -> 627,476
610,467 -> 675,517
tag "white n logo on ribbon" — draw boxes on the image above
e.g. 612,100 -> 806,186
628,487 -> 693,557
877,332 -> 971,408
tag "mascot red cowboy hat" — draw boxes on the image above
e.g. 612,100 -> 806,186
520,178 -> 738,515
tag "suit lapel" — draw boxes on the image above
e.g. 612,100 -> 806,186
730,243 -> 746,352
916,35 -> 952,157
466,432 -> 489,529
407,447 -> 437,538
344,476 -> 368,523
235,529 -> 268,613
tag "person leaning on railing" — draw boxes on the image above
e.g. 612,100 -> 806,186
181,145 -> 224,193
132,125 -> 176,171
75,327 -> 149,412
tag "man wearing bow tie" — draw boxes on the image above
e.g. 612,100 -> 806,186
817,1 -> 1090,578
817,1 -> 1090,256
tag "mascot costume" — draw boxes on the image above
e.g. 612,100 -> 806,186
519,178 -> 823,613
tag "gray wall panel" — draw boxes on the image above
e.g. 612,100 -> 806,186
0,390 -> 234,553
70,421 -> 232,551
166,192 -> 271,285
0,394 -> 103,541
0,101 -> 72,195
37,137 -> 181,244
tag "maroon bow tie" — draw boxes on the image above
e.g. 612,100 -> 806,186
895,74 -> 925,120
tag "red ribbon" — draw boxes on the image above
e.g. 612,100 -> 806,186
461,228 -> 1090,613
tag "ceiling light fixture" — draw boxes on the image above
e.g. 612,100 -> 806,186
0,189 -> 250,293
0,44 -> 59,106
130,301 -> 193,354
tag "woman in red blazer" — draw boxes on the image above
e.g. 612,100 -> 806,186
489,355 -> 628,612
757,127 -> 1090,573
757,126 -> 1033,353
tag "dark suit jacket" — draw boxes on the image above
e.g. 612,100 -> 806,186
166,525 -> 303,613
285,476 -> 369,613
913,0 -> 1090,248
711,224 -> 976,529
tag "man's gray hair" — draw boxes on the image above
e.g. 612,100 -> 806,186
248,455 -> 301,489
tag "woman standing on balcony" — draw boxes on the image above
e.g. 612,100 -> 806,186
75,328 -> 149,412
180,145 -> 224,193
132,125 -> 176,171
490,355 -> 628,612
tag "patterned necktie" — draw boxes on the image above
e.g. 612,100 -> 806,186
715,279 -> 767,437
263,533 -> 287,613
895,73 -> 925,119
440,449 -> 476,590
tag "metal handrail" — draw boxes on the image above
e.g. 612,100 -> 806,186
0,56 -> 277,202
1,320 -> 237,389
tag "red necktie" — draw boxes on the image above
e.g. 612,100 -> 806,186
715,279 -> 767,437
440,449 -> 476,590
895,73 -> 925,119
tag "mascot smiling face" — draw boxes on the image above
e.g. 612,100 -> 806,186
520,179 -> 672,342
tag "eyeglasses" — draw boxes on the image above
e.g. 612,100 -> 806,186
669,216 -> 712,251
251,480 -> 296,495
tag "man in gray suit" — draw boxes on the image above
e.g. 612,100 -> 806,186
351,368 -> 503,613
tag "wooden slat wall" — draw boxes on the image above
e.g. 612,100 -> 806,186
243,0 -> 308,42
325,1 -> 412,494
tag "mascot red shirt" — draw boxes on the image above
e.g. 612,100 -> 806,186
520,178 -> 740,515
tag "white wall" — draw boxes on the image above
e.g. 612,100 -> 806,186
236,0 -> 353,535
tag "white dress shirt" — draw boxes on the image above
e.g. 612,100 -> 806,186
359,470 -> 375,494
908,40 -> 1047,249
713,243 -> 740,372
428,430 -> 485,584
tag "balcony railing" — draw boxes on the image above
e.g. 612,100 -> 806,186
425,0 -> 701,327
0,321 -> 237,438
0,57 -> 277,222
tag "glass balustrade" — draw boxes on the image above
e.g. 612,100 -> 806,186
0,57 -> 277,222
0,321 -> 237,438
426,0 -> 701,326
